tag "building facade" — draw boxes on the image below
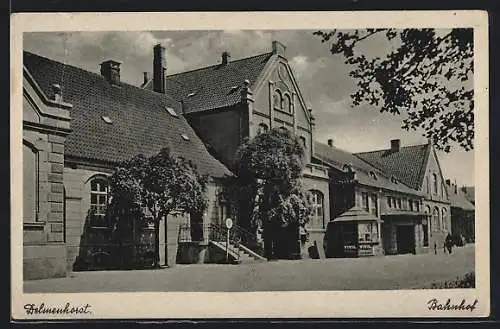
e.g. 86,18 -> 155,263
143,41 -> 330,256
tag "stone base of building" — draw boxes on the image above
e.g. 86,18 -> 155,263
177,242 -> 210,264
23,244 -> 67,280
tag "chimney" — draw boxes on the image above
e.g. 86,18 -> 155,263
221,51 -> 231,65
390,139 -> 401,152
52,84 -> 62,102
153,43 -> 166,94
100,60 -> 121,86
327,139 -> 334,147
143,72 -> 149,85
445,179 -> 451,186
272,40 -> 286,57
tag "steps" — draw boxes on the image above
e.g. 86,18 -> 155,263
210,240 -> 266,264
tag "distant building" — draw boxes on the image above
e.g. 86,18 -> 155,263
446,180 -> 475,243
315,138 -> 452,257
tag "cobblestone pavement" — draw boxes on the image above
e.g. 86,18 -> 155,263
24,244 -> 475,293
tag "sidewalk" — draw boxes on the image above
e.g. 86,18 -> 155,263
24,244 -> 475,293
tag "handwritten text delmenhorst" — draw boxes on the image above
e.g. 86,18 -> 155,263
427,298 -> 478,312
24,303 -> 92,315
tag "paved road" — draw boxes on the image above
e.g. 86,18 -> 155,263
24,244 -> 474,292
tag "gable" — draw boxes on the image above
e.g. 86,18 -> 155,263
253,57 -> 311,129
422,148 -> 449,199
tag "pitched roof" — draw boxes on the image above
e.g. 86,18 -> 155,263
23,51 -> 233,178
143,52 -> 274,113
354,143 -> 431,190
461,186 -> 475,205
446,185 -> 475,211
313,142 -> 422,196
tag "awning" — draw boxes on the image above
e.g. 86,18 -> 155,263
332,207 -> 383,223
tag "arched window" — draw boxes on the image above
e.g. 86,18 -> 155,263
433,173 -> 438,194
299,136 -> 307,150
310,190 -> 325,228
90,177 -> 109,227
23,141 -> 38,223
273,89 -> 282,109
283,93 -> 292,113
442,208 -> 448,232
257,123 -> 268,135
432,207 -> 440,232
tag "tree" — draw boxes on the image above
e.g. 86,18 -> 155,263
236,128 -> 313,259
313,28 -> 473,152
108,148 -> 208,268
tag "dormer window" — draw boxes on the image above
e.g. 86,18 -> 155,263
165,107 -> 178,117
180,134 -> 190,141
187,92 -> 196,97
101,116 -> 113,124
391,176 -> 398,184
369,171 -> 377,180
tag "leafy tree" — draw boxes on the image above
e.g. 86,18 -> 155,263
236,128 -> 313,259
313,28 -> 473,152
108,148 -> 208,268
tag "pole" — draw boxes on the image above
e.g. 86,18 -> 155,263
226,228 -> 230,263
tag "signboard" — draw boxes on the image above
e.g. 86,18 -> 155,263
225,218 -> 233,229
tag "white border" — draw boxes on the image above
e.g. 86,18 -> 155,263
11,11 -> 490,319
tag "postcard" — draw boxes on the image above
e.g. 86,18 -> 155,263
10,10 -> 489,319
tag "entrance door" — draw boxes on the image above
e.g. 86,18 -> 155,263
396,225 -> 416,254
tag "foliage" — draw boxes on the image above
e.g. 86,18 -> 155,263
236,128 -> 313,257
313,28 -> 474,152
107,147 -> 208,267
429,272 -> 475,289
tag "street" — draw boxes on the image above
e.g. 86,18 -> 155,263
24,244 -> 474,293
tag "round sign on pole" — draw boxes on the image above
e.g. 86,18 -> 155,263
225,218 -> 233,229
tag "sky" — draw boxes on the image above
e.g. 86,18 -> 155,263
23,30 -> 475,187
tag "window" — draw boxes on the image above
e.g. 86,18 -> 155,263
409,200 -> 414,211
273,89 -> 282,109
432,207 -> 440,232
369,171 -> 377,180
299,136 -> 307,150
402,198 -> 408,210
361,192 -> 369,211
425,176 -> 430,194
257,123 -> 269,135
396,198 -> 402,209
423,222 -> 429,246
442,208 -> 448,231
23,141 -> 38,222
387,196 -> 392,208
369,194 -> 378,216
310,190 -> 325,228
283,93 -> 292,113
90,177 -> 109,226
415,201 -> 420,212
433,173 -> 438,194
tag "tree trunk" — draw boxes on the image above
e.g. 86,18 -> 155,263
153,219 -> 160,268
263,220 -> 273,260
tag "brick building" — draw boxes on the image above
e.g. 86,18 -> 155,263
315,138 -> 452,257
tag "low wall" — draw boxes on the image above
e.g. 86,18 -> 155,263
24,244 -> 67,280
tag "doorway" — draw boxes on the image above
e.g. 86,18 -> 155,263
396,225 -> 416,254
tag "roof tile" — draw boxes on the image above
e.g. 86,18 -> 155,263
144,52 -> 274,113
24,51 -> 233,178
